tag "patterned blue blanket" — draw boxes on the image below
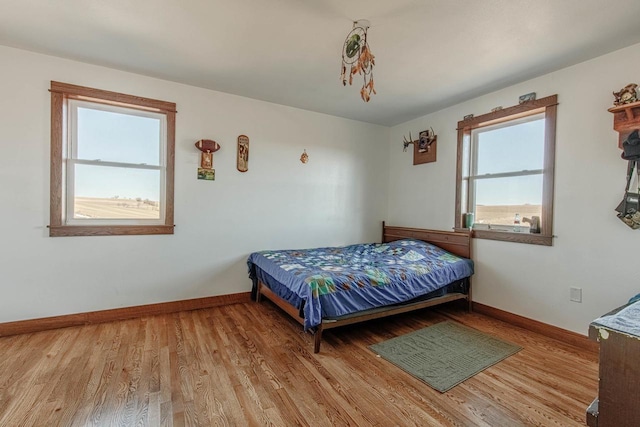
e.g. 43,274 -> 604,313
247,239 -> 474,330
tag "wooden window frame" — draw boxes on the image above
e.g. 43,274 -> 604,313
455,95 -> 558,246
49,81 -> 176,237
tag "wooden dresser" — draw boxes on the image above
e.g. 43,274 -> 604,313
586,301 -> 640,427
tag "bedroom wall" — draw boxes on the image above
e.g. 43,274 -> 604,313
387,42 -> 640,335
0,45 -> 389,323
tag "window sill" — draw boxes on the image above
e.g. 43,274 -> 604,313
454,228 -> 552,246
49,224 -> 175,237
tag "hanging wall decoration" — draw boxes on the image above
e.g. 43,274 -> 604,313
613,83 -> 638,106
609,83 -> 640,148
402,128 -> 437,165
340,20 -> 376,102
300,149 -> 309,164
195,139 -> 221,181
518,92 -> 537,104
237,135 -> 249,172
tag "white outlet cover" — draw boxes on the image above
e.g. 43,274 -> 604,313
570,287 -> 582,303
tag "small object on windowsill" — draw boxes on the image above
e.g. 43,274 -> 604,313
471,223 -> 489,231
474,223 -> 529,233
464,212 -> 474,229
523,216 -> 541,233
513,213 -> 521,232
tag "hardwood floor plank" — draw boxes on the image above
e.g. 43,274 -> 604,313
160,399 -> 173,427
200,310 -> 264,425
192,317 -> 247,426
91,321 -> 133,426
0,327 -> 83,425
148,391 -> 162,426
0,302 -> 598,426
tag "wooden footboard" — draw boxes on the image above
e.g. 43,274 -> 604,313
256,222 -> 473,353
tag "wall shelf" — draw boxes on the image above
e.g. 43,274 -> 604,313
608,100 -> 640,148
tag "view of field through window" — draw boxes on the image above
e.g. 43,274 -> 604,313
74,196 -> 160,219
470,115 -> 544,228
475,204 -> 542,227
71,105 -> 163,220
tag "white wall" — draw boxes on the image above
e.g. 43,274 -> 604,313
4,40 -> 638,334
388,43 -> 640,335
0,46 -> 389,323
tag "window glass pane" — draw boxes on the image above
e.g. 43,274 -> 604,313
475,115 -> 544,175
474,174 -> 542,226
461,178 -> 468,213
77,107 -> 161,165
73,164 -> 161,219
462,133 -> 471,178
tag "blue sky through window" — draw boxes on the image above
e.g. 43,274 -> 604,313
75,107 -> 162,200
474,116 -> 544,206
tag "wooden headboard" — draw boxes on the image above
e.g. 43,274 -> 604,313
382,221 -> 471,259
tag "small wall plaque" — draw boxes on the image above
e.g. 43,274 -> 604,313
197,168 -> 215,181
413,136 -> 437,165
195,139 -> 220,181
237,135 -> 249,172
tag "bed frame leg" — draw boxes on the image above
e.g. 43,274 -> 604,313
467,279 -> 473,312
314,325 -> 323,353
256,281 -> 262,303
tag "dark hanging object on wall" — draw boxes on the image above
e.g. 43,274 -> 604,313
615,160 -> 640,229
621,130 -> 640,160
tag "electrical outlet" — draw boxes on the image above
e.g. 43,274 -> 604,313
570,287 -> 582,303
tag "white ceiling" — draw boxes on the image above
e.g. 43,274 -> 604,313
2,0 -> 640,126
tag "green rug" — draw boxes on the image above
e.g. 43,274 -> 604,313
369,321 -> 522,392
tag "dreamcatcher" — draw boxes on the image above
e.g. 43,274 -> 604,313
340,20 -> 376,102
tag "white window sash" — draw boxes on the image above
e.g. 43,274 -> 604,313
466,113 -> 545,216
469,169 -> 544,181
65,99 -> 167,226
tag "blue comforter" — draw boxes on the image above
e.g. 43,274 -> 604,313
247,239 -> 474,330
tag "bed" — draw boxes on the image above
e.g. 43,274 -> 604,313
247,222 -> 474,353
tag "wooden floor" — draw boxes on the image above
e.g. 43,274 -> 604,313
0,301 -> 598,426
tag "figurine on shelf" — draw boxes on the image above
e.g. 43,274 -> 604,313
613,83 -> 638,106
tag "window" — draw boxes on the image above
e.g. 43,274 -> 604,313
455,95 -> 557,245
50,81 -> 176,237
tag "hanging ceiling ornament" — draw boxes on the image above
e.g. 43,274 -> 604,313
340,19 -> 376,102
